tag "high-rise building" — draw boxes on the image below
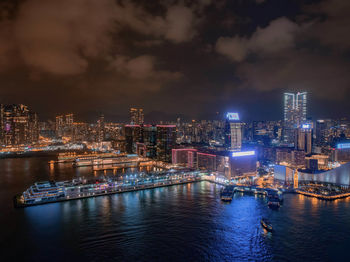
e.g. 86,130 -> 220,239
124,125 -> 142,154
97,114 -> 105,142
224,112 -> 242,151
65,114 -> 74,127
55,114 -> 75,139
283,92 -> 307,145
296,123 -> 313,154
130,108 -> 144,125
156,125 -> 176,162
143,125 -> 157,158
55,115 -> 64,137
0,104 -> 39,146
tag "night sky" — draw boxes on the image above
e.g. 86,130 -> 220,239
0,0 -> 349,122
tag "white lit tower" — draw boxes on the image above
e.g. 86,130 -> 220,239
224,112 -> 242,151
283,92 -> 307,145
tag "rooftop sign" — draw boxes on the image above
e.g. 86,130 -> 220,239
226,112 -> 239,121
232,151 -> 255,157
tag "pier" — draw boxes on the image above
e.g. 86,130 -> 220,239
295,190 -> 350,200
14,172 -> 202,208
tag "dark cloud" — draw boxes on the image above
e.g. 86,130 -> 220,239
0,0 -> 349,121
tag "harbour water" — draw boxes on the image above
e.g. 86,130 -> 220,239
2,156 -> 350,261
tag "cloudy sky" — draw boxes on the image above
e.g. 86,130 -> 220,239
0,0 -> 349,122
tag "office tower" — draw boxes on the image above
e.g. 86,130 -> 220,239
156,125 -> 176,162
296,123 -> 313,154
143,125 -> 157,158
28,112 -> 39,143
130,108 -> 144,125
171,148 -> 198,167
224,113 -> 242,151
0,104 -> 39,145
55,115 -> 64,137
124,124 -> 142,154
283,92 -> 307,145
197,152 -> 216,171
97,114 -> 105,142
65,114 -> 74,127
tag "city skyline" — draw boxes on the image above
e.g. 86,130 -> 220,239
2,1 -> 350,261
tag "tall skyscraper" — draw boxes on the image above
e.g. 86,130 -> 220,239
56,114 -> 74,138
124,124 -> 142,154
97,114 -> 105,142
283,92 -> 307,145
65,114 -> 74,127
156,125 -> 176,162
55,115 -> 64,137
130,108 -> 144,125
296,123 -> 313,154
224,112 -> 242,151
0,104 -> 39,146
143,125 -> 157,158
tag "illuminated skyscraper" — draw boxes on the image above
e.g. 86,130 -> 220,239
65,114 -> 74,127
156,125 -> 176,162
124,124 -> 142,154
0,104 -> 39,145
283,92 -> 307,145
224,113 -> 242,151
130,108 -> 144,125
55,115 -> 64,137
97,114 -> 105,142
296,123 -> 313,154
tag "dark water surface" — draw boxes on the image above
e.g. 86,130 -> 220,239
1,157 -> 350,261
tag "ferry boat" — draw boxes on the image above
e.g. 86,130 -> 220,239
261,218 -> 273,232
268,200 -> 280,209
267,190 -> 283,209
22,181 -> 66,204
57,152 -> 123,163
73,154 -> 142,167
220,185 -> 234,202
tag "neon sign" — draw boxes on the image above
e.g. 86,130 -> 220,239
226,113 -> 239,121
232,151 -> 255,157
337,143 -> 350,149
302,124 -> 311,129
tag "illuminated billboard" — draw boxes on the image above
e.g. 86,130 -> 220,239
302,124 -> 311,129
226,112 -> 239,121
232,151 -> 255,157
337,143 -> 350,149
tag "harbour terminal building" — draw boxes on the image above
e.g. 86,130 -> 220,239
274,162 -> 350,187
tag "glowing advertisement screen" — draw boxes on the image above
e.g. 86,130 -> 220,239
337,143 -> 350,149
232,151 -> 255,157
226,113 -> 239,121
302,124 -> 311,129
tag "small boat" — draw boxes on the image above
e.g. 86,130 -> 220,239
268,200 -> 280,209
220,186 -> 234,202
261,218 -> 273,232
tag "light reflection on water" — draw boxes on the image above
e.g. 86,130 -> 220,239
2,157 -> 350,261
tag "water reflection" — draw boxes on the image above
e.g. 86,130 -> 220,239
2,157 -> 350,261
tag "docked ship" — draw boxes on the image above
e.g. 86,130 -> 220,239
57,152 -> 123,163
14,172 -> 201,207
267,190 -> 283,209
220,185 -> 234,202
21,181 -> 66,204
73,154 -> 142,167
